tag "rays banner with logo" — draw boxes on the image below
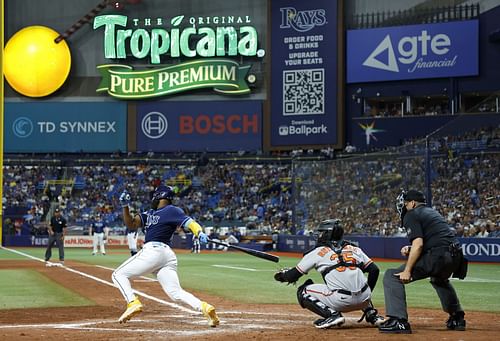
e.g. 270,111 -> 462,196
347,20 -> 479,83
4,102 -> 127,152
136,101 -> 262,152
270,0 -> 339,147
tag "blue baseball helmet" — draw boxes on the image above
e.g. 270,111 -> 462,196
152,185 -> 174,201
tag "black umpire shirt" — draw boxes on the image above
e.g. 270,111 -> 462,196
50,216 -> 67,233
403,205 -> 456,252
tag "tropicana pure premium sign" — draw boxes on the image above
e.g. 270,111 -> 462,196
93,14 -> 263,98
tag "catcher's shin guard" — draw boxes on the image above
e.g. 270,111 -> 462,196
296,279 -> 337,318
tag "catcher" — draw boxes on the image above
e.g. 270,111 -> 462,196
274,219 -> 384,329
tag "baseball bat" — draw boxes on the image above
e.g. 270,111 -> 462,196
208,239 -> 280,263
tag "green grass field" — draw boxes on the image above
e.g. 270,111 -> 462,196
1,247 -> 500,313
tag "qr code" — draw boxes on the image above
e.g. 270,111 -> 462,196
283,69 -> 324,116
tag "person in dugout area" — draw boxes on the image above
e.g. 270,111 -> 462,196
90,214 -> 108,255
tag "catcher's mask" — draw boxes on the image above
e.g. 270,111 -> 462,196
315,219 -> 344,246
151,185 -> 174,209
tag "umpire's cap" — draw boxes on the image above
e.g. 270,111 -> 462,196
404,190 -> 426,203
152,185 -> 174,201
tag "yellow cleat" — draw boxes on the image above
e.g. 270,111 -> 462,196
201,301 -> 220,327
118,297 -> 143,323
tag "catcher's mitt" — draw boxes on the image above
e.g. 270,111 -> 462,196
274,267 -> 296,284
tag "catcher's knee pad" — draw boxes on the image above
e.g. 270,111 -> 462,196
296,279 -> 314,308
299,294 -> 336,318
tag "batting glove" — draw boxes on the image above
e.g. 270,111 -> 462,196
198,232 -> 208,244
119,190 -> 132,208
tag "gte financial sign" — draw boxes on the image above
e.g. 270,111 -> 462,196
347,20 -> 478,82
93,14 -> 263,98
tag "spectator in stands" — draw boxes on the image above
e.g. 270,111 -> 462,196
476,223 -> 489,238
4,218 -> 14,235
488,222 -> 500,238
344,143 -> 357,153
453,223 -> 465,238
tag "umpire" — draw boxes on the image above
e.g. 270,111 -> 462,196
44,208 -> 68,265
379,190 -> 467,334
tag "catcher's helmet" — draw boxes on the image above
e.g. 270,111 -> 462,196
316,219 -> 344,245
152,185 -> 174,201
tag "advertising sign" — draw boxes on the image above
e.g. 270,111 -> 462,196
137,101 -> 262,152
94,13 -> 264,98
4,102 -> 127,152
270,0 -> 339,146
347,20 -> 479,83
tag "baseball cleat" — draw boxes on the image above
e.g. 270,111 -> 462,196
314,312 -> 345,329
201,301 -> 220,327
378,317 -> 412,334
118,297 -> 143,323
446,311 -> 466,331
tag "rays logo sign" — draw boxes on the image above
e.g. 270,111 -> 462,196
94,14 -> 263,99
347,20 -> 478,83
280,7 -> 327,32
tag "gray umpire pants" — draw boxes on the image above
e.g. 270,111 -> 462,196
383,262 -> 462,320
45,232 -> 65,261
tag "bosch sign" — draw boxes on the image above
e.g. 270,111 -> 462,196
179,114 -> 258,134
137,101 -> 262,152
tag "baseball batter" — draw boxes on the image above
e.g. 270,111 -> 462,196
112,185 -> 219,327
274,219 -> 384,329
90,215 -> 107,255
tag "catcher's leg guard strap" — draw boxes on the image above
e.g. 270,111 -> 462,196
296,279 -> 314,308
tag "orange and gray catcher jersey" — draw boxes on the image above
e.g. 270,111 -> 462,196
296,244 -> 373,291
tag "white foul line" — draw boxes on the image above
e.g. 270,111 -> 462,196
212,264 -> 258,271
0,246 -> 196,314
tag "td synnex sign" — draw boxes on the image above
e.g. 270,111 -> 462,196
347,20 -> 478,82
138,101 -> 262,152
5,102 -> 126,152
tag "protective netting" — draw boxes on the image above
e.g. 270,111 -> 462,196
292,114 -> 500,237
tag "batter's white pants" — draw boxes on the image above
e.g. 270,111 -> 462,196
112,241 -> 202,311
93,232 -> 105,254
127,232 -> 137,253
305,283 -> 372,313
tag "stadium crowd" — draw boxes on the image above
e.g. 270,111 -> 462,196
2,127 -> 499,239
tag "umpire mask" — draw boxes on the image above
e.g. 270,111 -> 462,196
396,190 -> 407,221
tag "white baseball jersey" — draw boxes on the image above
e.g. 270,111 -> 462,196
297,244 -> 372,292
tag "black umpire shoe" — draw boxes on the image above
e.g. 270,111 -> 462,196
378,317 -> 412,334
314,312 -> 345,329
446,311 -> 466,331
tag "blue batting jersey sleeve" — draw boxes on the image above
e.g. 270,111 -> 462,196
139,205 -> 191,244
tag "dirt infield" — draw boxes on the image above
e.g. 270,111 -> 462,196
0,259 -> 498,341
